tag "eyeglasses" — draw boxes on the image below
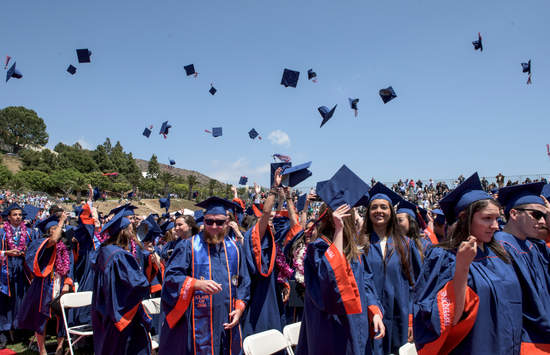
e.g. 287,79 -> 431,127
515,208 -> 547,221
204,219 -> 227,226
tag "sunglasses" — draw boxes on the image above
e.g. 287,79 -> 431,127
515,208 -> 547,221
204,219 -> 227,226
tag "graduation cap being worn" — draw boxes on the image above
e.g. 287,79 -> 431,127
281,161 -> 313,187
318,105 -> 337,127
368,182 -> 402,206
307,69 -> 317,82
159,197 -> 171,211
159,121 -> 171,138
142,126 -> 152,138
497,182 -> 545,216
196,197 -> 236,216
184,64 -> 197,77
316,165 -> 371,211
542,184 -> 550,200
472,33 -> 483,51
239,176 -> 248,185
379,86 -> 397,104
67,65 -> 77,75
108,203 -> 137,217
23,205 -> 40,221
102,209 -> 131,236
396,199 -> 428,226
5,62 -> 22,82
521,60 -> 532,84
439,172 -> 492,224
1,203 -> 24,218
349,98 -> 359,117
281,68 -> 299,88
271,162 -> 292,187
36,214 -> 60,235
248,128 -> 261,140
160,220 -> 175,234
140,214 -> 162,242
169,159 -> 176,166
209,84 -> 217,95
194,210 -> 204,225
76,49 -> 92,63
432,208 -> 446,225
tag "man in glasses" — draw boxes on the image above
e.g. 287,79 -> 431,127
494,183 -> 550,352
159,196 -> 251,355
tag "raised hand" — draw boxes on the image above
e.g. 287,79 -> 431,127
332,204 -> 351,231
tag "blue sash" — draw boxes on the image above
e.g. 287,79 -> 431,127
191,234 -> 241,355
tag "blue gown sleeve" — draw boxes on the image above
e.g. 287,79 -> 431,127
24,238 -> 55,278
303,238 -> 362,315
235,242 -> 251,310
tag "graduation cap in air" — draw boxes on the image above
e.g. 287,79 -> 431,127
239,176 -> 248,185
169,159 -> 176,166
248,128 -> 261,140
281,68 -> 299,88
22,205 -> 40,221
307,69 -> 317,82
521,60 -> 532,84
349,98 -> 359,117
281,161 -> 313,187
396,199 -> 428,226
159,121 -> 171,138
143,126 -> 152,138
108,203 -> 137,217
4,56 -> 10,69
497,182 -> 545,216
316,165 -> 371,211
318,105 -> 337,127
36,214 -> 61,235
271,162 -> 292,187
159,197 -> 171,212
369,182 -> 402,206
209,84 -> 217,95
472,33 -> 483,51
184,64 -> 198,77
196,196 -> 236,216
296,193 -> 307,212
439,172 -> 492,224
212,127 -> 223,137
5,62 -> 22,82
67,65 -> 77,75
76,49 -> 92,63
379,86 -> 397,104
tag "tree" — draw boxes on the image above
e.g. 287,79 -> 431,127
124,153 -> 142,186
109,141 -> 126,173
93,145 -> 115,172
0,106 -> 49,153
16,170 -> 51,192
187,175 -> 199,200
159,171 -> 173,195
208,179 -> 217,196
147,154 -> 160,179
0,165 -> 12,187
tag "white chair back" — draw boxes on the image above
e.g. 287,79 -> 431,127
60,291 -> 94,355
60,291 -> 92,308
243,329 -> 292,355
142,297 -> 161,315
399,342 -> 418,355
283,322 -> 301,347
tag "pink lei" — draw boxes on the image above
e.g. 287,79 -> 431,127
3,222 -> 29,253
55,241 -> 70,276
275,245 -> 293,284
292,243 -> 307,286
129,239 -> 137,258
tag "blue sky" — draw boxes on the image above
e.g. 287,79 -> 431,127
1,0 -> 549,188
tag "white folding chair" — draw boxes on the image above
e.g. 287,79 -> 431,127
60,291 -> 93,355
282,322 -> 301,349
399,342 -> 418,355
243,329 -> 292,355
142,297 -> 161,350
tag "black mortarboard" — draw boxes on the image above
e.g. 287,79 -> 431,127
5,62 -> 22,82
143,127 -> 152,138
281,161 -> 313,187
212,127 -> 223,137
159,121 -> 171,137
271,162 -> 291,187
439,172 -> 492,224
379,86 -> 397,104
36,215 -> 60,234
497,182 -> 545,216
521,60 -> 531,74
76,49 -> 92,63
472,33 -> 483,51
184,64 -> 196,76
239,176 -> 248,185
169,159 -> 176,166
349,98 -> 359,117
67,65 -> 77,75
307,69 -> 317,81
318,105 -> 337,127
209,85 -> 217,95
281,68 -> 299,88
316,165 -> 371,211
248,128 -> 259,139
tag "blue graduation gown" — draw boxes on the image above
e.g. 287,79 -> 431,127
0,227 -> 36,331
296,237 -> 378,355
159,233 -> 250,355
494,231 -> 550,353
413,245 -> 523,354
364,233 -> 421,355
15,238 -> 74,336
91,244 -> 152,355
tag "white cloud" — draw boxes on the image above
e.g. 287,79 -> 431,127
267,130 -> 291,147
208,158 -> 270,185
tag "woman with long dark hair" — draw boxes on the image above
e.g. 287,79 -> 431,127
297,165 -> 384,355
360,182 -> 422,355
413,173 -> 522,354
395,199 -> 436,261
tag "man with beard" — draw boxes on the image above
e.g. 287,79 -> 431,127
159,197 -> 250,355
0,203 -> 39,348
494,183 -> 550,353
